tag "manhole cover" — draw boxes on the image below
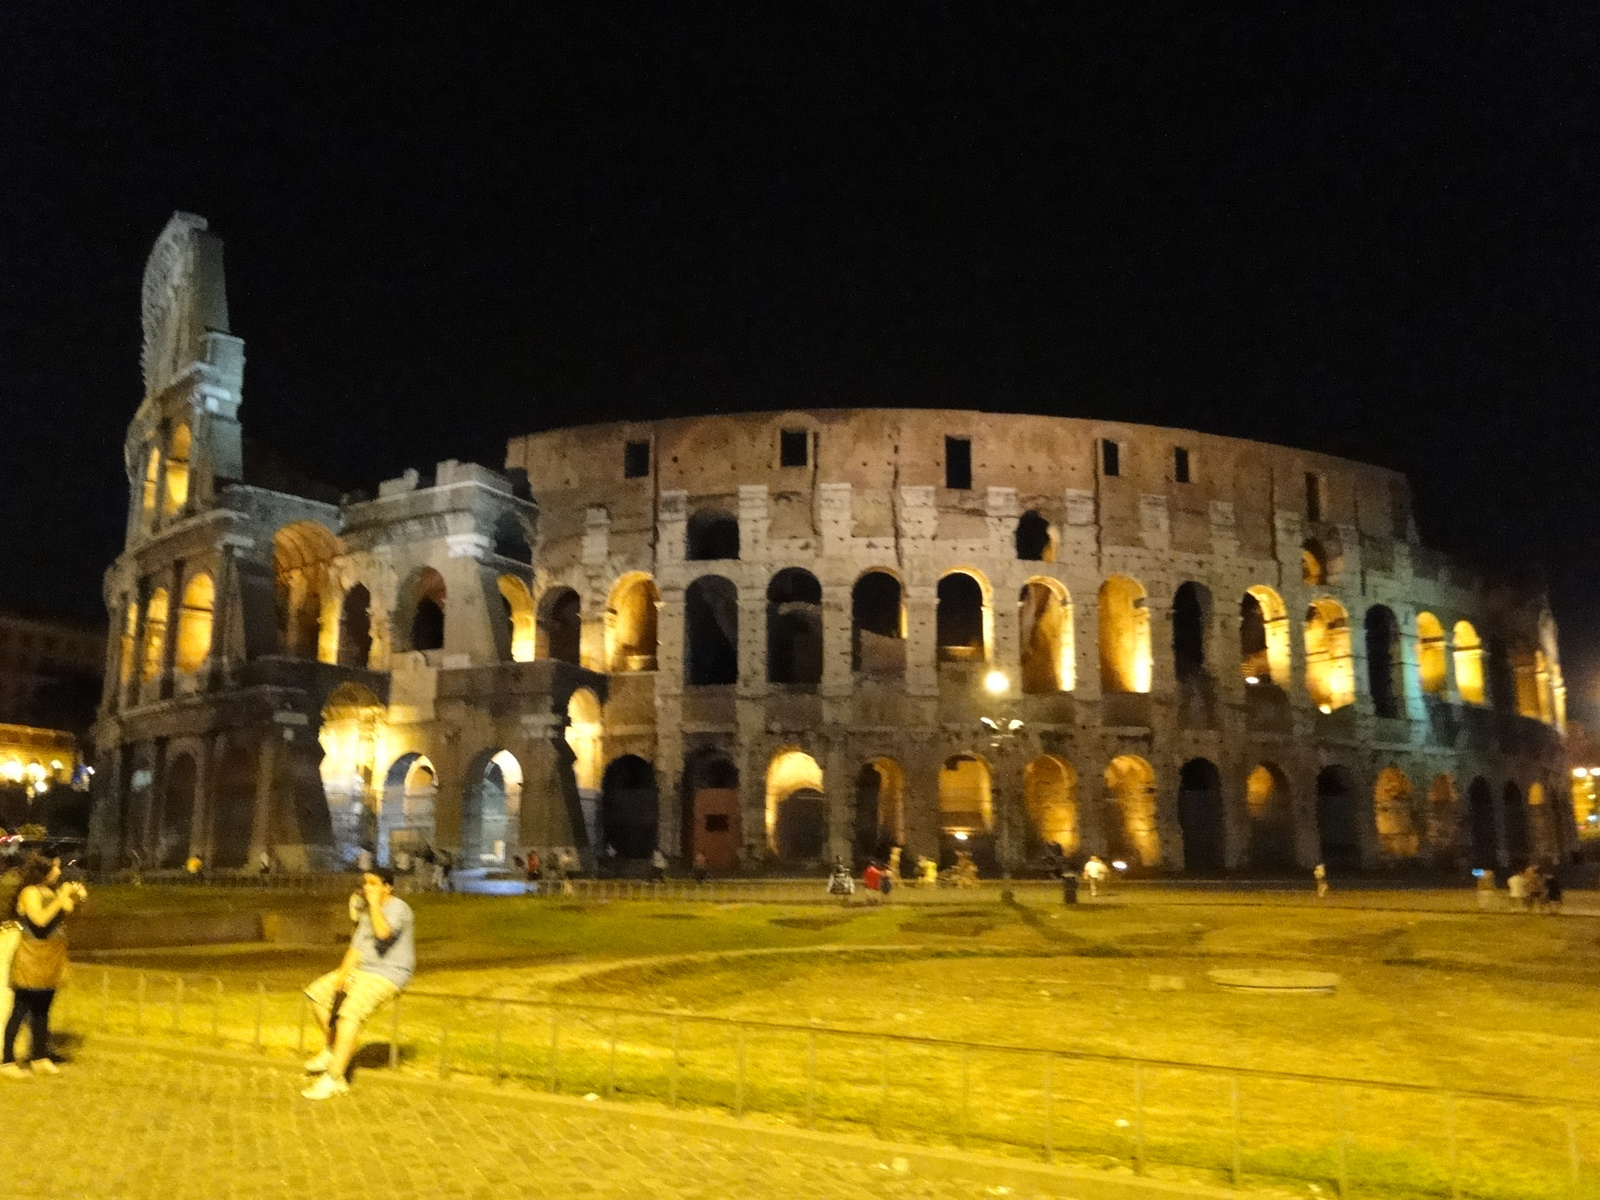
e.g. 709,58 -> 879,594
1207,968 -> 1338,994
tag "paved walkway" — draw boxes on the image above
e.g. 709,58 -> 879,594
0,1044 -> 1084,1200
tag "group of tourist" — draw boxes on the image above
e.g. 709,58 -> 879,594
1496,862 -> 1565,912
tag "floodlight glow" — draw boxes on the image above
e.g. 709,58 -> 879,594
984,670 -> 1009,696
1576,768 -> 1590,779
953,831 -> 969,841
1112,860 -> 1127,871
1244,676 -> 1259,685
1007,718 -> 1024,732
1318,704 -> 1333,714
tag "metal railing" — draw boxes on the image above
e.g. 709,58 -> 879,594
58,964 -> 1593,1197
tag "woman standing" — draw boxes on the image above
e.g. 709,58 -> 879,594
2,854 -> 85,1077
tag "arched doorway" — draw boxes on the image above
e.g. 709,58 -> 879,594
1467,777 -> 1497,867
403,568 -> 447,653
1099,577 -> 1151,694
1019,578 -> 1073,693
936,572 -> 987,664
853,758 -> 906,866
210,743 -> 256,870
1172,582 -> 1209,682
319,683 -> 385,859
767,568 -> 823,686
600,755 -> 659,859
380,753 -> 437,865
683,750 -> 739,870
338,585 -> 373,667
852,571 -> 905,680
684,576 -> 739,685
538,587 -> 582,665
157,753 -> 197,868
1103,755 -> 1159,866
1315,766 -> 1361,870
1245,763 -> 1295,870
767,749 -> 826,863
1015,510 -> 1054,561
1366,606 -> 1404,718
1305,599 -> 1355,711
1177,758 -> 1224,874
461,750 -> 522,865
939,754 -> 994,872
1023,755 -> 1078,859
607,574 -> 660,671
498,576 -> 535,662
1427,775 -> 1460,867
1374,768 -> 1419,859
1503,782 -> 1530,867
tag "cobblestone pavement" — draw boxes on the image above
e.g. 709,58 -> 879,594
0,1045 -> 1079,1200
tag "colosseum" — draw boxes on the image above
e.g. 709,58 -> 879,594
91,213 -> 1576,877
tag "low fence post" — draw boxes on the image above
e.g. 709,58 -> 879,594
493,1000 -> 506,1086
388,994 -> 402,1070
805,1030 -> 817,1129
669,1017 -> 681,1109
735,1025 -> 746,1118
1133,1062 -> 1145,1176
1230,1074 -> 1242,1188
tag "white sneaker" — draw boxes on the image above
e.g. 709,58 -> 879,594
30,1058 -> 59,1076
0,1063 -> 30,1080
303,1050 -> 333,1074
301,1073 -> 349,1101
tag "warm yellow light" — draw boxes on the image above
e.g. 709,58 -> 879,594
953,831 -> 969,841
1244,676 -> 1260,685
1319,704 -> 1333,715
984,670 -> 1009,696
1576,768 -> 1590,779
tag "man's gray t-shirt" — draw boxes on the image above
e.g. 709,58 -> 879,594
353,896 -> 415,988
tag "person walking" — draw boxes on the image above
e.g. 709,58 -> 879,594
1083,855 -> 1109,898
1545,863 -> 1564,912
3,854 -> 86,1077
301,866 -> 416,1100
1313,862 -> 1329,899
1506,867 -> 1526,910
0,853 -> 24,1039
650,848 -> 668,884
862,859 -> 882,902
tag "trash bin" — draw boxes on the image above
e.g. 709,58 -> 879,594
1060,871 -> 1079,904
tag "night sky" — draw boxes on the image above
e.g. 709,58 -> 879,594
4,7 -> 1598,712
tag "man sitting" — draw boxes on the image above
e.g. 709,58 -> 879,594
301,866 -> 415,1100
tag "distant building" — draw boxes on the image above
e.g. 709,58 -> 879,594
0,610 -> 102,800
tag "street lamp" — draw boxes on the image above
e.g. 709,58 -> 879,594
977,670 -> 1026,876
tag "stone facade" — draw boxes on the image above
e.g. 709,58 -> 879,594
91,215 -> 1574,875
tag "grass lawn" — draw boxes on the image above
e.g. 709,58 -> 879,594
59,886 -> 1600,1197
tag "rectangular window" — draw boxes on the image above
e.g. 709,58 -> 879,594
945,437 -> 972,490
1101,439 -> 1121,477
704,814 -> 730,833
779,429 -> 810,468
1173,446 -> 1190,484
1305,472 -> 1323,522
623,440 -> 650,478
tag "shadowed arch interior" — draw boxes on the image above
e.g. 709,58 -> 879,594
601,755 -> 659,858
852,571 -> 905,678
686,510 -> 740,561
936,572 -> 986,663
538,586 -> 581,664
1315,766 -> 1361,870
767,568 -> 823,686
684,575 -> 738,685
1014,510 -> 1054,561
1177,758 -> 1224,873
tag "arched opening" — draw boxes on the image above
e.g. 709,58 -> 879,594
537,586 -> 581,665
1240,586 -> 1290,685
1019,578 -> 1073,693
1305,598 -> 1354,711
686,510 -> 740,561
156,753 -> 197,868
1104,755 -> 1159,866
852,571 -> 905,679
766,749 -> 826,861
163,423 -> 191,516
210,742 -> 256,869
684,750 -> 740,870
492,513 -> 531,563
1374,767 -> 1419,859
274,522 -> 341,660
1427,775 -> 1460,866
319,683 -> 384,858
1177,758 -> 1225,874
1015,510 -> 1054,561
1502,782 -> 1529,867
498,576 -> 535,662
565,688 -> 603,795
174,573 -> 214,673
853,757 -> 906,865
767,568 -> 823,686
1172,582 -> 1209,682
939,753 -> 994,871
936,572 -> 987,663
1528,781 -> 1556,860
1315,766 -> 1362,870
1416,612 -> 1448,695
117,600 -> 138,691
600,755 -> 658,859
1365,606 -> 1404,718
1467,777 -> 1497,867
1098,576 -> 1151,694
380,752 -> 437,865
1452,621 -> 1485,704
407,570 -> 447,653
141,588 -> 169,682
1301,539 -> 1327,586
338,585 -> 372,668
684,575 -> 739,685
140,445 -> 162,526
482,751 -> 523,864
1023,755 -> 1078,858
607,573 -> 660,672
1245,763 -> 1295,870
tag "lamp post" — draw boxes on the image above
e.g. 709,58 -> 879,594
979,670 -> 1026,877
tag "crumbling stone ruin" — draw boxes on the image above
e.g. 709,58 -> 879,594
92,214 -> 1572,875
